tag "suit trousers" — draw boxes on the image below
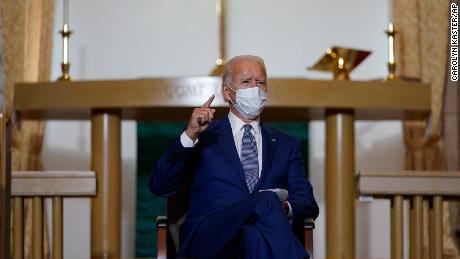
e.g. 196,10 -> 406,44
187,191 -> 309,259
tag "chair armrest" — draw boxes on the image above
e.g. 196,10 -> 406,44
303,218 -> 315,229
303,218 -> 315,257
156,216 -> 168,228
156,216 -> 168,259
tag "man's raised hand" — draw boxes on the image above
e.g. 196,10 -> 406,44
185,95 -> 216,141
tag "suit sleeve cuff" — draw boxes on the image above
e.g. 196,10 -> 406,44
180,131 -> 199,148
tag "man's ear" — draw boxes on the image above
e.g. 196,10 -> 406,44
222,84 -> 231,102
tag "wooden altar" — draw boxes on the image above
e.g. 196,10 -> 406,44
13,77 -> 430,258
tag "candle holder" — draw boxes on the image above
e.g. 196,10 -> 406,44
58,23 -> 73,81
385,23 -> 397,80
209,0 -> 227,76
210,58 -> 225,76
59,63 -> 71,81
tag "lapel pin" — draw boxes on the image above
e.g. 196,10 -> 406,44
271,138 -> 276,142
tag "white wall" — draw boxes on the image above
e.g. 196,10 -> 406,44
45,0 -> 401,258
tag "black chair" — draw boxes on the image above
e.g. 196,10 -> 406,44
156,202 -> 315,259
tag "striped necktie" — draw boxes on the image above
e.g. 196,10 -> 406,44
241,124 -> 259,192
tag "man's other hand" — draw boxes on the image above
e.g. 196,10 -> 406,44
282,201 -> 290,215
185,95 -> 216,141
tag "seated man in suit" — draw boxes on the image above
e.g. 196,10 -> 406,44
150,55 -> 319,259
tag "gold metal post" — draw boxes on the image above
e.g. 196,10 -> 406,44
325,109 -> 355,258
385,23 -> 397,80
58,22 -> 72,81
91,111 -> 121,257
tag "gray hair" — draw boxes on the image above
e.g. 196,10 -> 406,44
222,55 -> 266,86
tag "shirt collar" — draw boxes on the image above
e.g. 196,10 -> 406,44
228,111 -> 260,136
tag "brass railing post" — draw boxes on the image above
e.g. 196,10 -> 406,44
13,197 -> 24,259
430,196 -> 442,259
409,195 -> 423,259
391,195 -> 404,259
53,197 -> 63,259
32,197 -> 44,259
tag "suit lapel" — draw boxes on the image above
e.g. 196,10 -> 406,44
216,116 -> 248,189
253,123 -> 277,191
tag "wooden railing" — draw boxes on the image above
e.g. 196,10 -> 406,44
11,171 -> 96,259
357,170 -> 460,259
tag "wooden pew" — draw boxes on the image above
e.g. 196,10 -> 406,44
357,170 -> 460,259
11,170 -> 96,259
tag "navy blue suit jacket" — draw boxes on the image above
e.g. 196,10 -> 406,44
149,115 -> 319,255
